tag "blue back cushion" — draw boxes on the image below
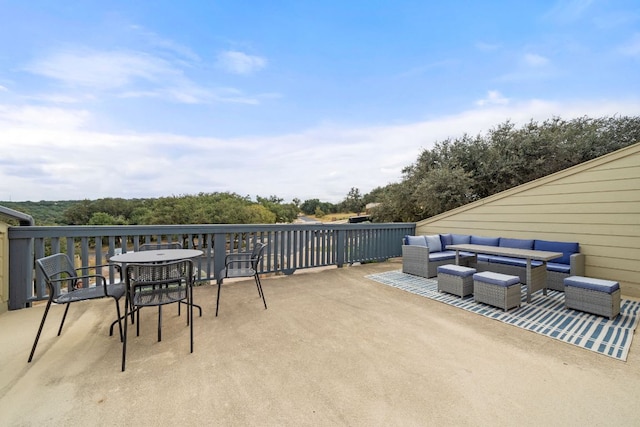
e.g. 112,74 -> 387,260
451,234 -> 471,244
405,235 -> 427,246
425,235 -> 442,252
534,240 -> 579,265
470,235 -> 500,246
440,233 -> 452,248
499,238 -> 534,250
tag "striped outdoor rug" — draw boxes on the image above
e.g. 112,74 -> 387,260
366,270 -> 640,361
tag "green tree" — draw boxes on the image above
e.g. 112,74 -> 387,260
341,187 -> 365,213
62,199 -> 93,225
371,115 -> 640,222
257,195 -> 299,223
88,212 -> 121,225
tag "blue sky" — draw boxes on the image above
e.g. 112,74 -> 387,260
1,0 -> 639,203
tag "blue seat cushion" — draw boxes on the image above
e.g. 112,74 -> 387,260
534,240 -> 579,265
405,235 -> 427,246
437,264 -> 476,277
429,251 -> 457,262
547,262 -> 571,274
440,233 -> 452,248
470,235 -> 500,246
499,237 -> 534,250
488,256 -> 543,268
451,234 -> 471,244
477,254 -> 491,263
473,271 -> 520,287
564,276 -> 619,294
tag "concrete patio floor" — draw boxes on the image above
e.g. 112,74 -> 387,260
1,258 -> 640,426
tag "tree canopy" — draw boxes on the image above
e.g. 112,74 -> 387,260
370,115 -> 640,222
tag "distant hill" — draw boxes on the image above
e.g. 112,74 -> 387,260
0,200 -> 79,225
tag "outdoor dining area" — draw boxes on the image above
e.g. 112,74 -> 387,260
2,258 -> 640,426
27,242 -> 267,372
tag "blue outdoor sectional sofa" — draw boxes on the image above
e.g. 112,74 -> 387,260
401,233 -> 585,291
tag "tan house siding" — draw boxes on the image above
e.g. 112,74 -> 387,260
416,142 -> 640,299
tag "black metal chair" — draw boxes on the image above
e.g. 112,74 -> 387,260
29,253 -> 125,363
138,241 -> 202,317
122,259 -> 195,371
216,242 -> 268,316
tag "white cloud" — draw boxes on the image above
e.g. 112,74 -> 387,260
129,25 -> 202,63
217,51 -> 267,75
22,47 -> 266,105
475,91 -> 509,106
497,53 -> 554,82
1,97 -> 639,203
25,49 -> 176,90
0,105 -> 90,129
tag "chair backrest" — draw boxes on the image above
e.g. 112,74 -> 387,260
250,242 -> 267,269
139,242 -> 183,251
126,259 -> 193,291
36,253 -> 78,297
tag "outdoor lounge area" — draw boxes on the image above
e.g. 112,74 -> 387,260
2,260 -> 640,426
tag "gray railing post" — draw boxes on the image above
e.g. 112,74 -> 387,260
336,229 -> 346,268
9,237 -> 33,310
213,232 -> 227,283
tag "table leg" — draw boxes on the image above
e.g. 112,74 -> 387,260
542,262 -> 548,296
526,260 -> 547,303
526,260 -> 532,303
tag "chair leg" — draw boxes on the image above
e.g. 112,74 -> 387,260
255,274 -> 263,299
255,274 -> 267,310
136,308 -> 141,336
129,298 -> 135,324
28,298 -> 53,363
109,298 -> 124,342
122,294 -> 130,372
157,306 -> 162,342
57,303 -> 72,336
189,284 -> 194,353
215,279 -> 222,317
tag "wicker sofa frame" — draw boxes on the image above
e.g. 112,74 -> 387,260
546,254 -> 585,291
401,245 -> 471,279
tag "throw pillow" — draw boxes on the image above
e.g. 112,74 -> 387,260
425,235 -> 442,252
406,235 -> 427,246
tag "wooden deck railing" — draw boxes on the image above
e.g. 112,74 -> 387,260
7,222 -> 415,310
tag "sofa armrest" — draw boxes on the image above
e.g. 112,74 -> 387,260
402,244 -> 430,258
570,253 -> 585,276
402,245 -> 431,277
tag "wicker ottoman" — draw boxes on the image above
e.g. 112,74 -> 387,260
473,271 -> 521,311
437,264 -> 476,298
564,276 -> 621,320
